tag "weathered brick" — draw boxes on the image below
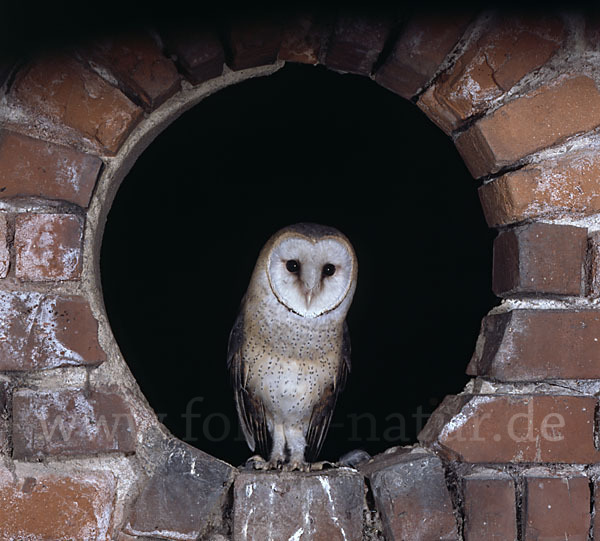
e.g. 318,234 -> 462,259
455,76 -> 600,178
279,13 -> 329,65
12,54 -> 143,155
589,232 -> 600,298
0,382 -> 8,452
0,291 -> 105,371
126,439 -> 236,541
479,149 -> 600,227
419,394 -> 600,463
160,26 -> 225,85
82,31 -> 181,112
462,471 -> 517,540
419,16 -> 564,134
0,130 -> 102,207
15,213 -> 83,281
374,13 -> 473,99
492,222 -> 587,297
233,468 -> 364,541
324,13 -> 394,76
12,388 -> 136,459
362,449 -> 458,540
0,466 -> 116,539
0,213 -> 8,278
224,17 -> 282,71
523,472 -> 590,540
468,309 -> 600,380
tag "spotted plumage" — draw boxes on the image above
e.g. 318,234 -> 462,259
228,223 -> 357,471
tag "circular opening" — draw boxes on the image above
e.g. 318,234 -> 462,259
100,63 -> 497,466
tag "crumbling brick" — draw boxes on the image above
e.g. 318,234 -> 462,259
233,468 -> 364,540
0,292 -> 105,371
15,213 -> 83,281
468,309 -> 600,380
375,12 -> 473,99
492,222 -> 587,297
82,31 -> 181,112
419,15 -> 564,134
126,439 -> 236,540
12,54 -> 143,155
0,466 -> 116,540
0,213 -> 8,278
455,76 -> 600,178
362,449 -> 458,540
279,13 -> 329,65
419,394 -> 600,463
224,17 -> 283,71
0,130 -> 102,207
324,13 -> 394,76
12,389 -> 136,459
160,26 -> 225,85
479,149 -> 600,227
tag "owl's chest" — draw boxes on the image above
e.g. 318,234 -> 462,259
246,354 -> 333,420
242,315 -> 340,415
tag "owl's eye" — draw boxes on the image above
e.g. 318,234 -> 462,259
286,259 -> 300,273
322,263 -> 336,277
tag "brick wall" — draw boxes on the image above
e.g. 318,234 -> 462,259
1,8 -> 599,540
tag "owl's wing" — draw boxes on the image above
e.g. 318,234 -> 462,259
227,308 -> 271,459
305,320 -> 351,462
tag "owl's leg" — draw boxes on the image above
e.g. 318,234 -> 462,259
253,423 -> 286,470
282,426 -> 310,472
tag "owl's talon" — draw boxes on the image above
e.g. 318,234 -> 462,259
309,460 -> 334,471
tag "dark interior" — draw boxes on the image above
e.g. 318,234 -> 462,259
100,62 -> 498,466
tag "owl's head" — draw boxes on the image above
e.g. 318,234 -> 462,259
259,223 -> 357,318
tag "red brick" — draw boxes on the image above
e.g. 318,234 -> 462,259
160,26 -> 225,85
0,130 -> 102,207
82,31 -> 181,112
419,16 -> 564,134
12,54 -> 143,155
492,223 -> 587,297
126,439 -> 236,540
0,382 -> 8,452
462,471 -> 517,540
374,13 -> 473,99
0,466 -> 116,539
225,17 -> 282,71
0,213 -> 8,278
455,76 -> 600,178
468,309 -> 600,380
324,13 -> 394,76
589,232 -> 600,298
233,469 -> 364,541
0,292 -> 105,371
479,150 -> 600,227
419,394 -> 600,463
15,213 -> 83,281
12,388 -> 136,459
279,13 -> 329,65
524,472 -> 590,540
362,450 -> 458,540
592,477 -> 600,535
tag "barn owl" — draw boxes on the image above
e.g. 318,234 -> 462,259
228,223 -> 358,471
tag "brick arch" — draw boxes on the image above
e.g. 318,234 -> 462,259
0,10 -> 599,540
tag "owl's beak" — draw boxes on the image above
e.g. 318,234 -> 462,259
302,279 -> 319,307
304,289 -> 314,307
301,269 -> 320,308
